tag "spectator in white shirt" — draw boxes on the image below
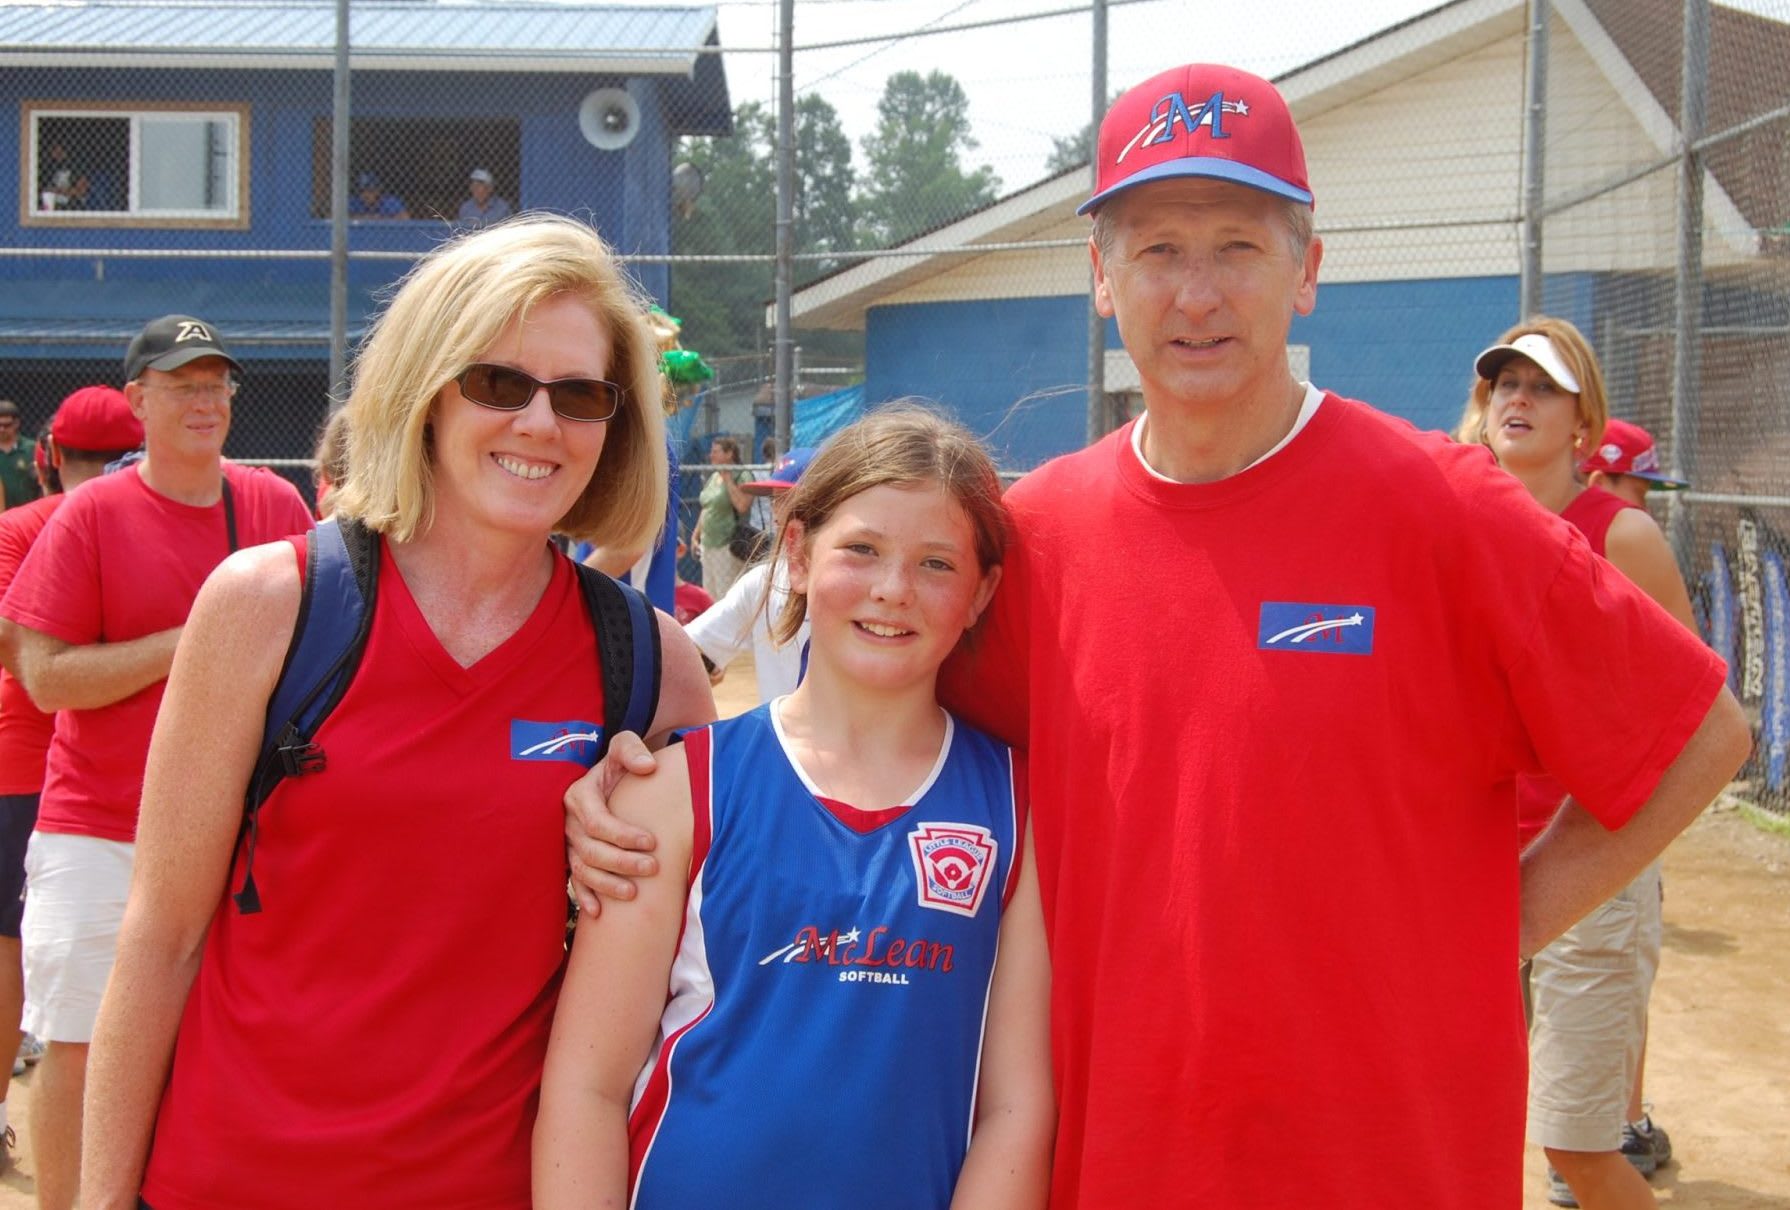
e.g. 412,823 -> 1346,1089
686,447 -> 815,704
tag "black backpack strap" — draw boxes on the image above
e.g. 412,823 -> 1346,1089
573,564 -> 663,751
220,476 -> 238,553
235,516 -> 380,914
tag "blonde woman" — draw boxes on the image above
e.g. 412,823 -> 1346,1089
82,216 -> 715,1210
1461,316 -> 1691,1210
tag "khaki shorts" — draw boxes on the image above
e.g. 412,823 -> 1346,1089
1527,861 -> 1663,1152
21,831 -> 134,1043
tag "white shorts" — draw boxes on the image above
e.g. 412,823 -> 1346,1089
21,831 -> 134,1043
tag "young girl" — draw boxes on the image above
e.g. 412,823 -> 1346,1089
535,406 -> 1053,1209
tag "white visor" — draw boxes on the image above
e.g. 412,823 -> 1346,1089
1474,332 -> 1582,395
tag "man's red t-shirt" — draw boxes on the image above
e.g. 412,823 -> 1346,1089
0,464 -> 313,840
942,396 -> 1723,1209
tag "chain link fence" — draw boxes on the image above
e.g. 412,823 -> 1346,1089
3,0 -> 1789,801
1528,0 -> 1790,810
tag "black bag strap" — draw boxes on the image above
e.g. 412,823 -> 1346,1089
574,564 -> 662,744
220,476 -> 238,553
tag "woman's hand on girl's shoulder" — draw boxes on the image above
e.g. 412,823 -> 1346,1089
580,742 -> 697,922
564,611 -> 715,916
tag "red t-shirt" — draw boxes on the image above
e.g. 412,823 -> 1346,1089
0,464 -> 313,841
941,397 -> 1724,1210
143,541 -> 602,1209
1516,485 -> 1642,844
0,493 -> 63,795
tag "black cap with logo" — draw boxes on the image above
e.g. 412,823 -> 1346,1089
124,315 -> 243,383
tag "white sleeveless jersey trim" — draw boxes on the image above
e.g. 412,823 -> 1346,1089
768,695 -> 956,811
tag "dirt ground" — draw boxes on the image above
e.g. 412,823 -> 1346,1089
2,655 -> 1785,1207
1519,798 -> 1790,1209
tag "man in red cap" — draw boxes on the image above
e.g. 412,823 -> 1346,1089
928,63 -> 1747,1209
568,64 -> 1750,1209
0,387 -> 142,1173
0,319 -> 313,1208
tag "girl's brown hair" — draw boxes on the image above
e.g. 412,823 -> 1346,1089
770,403 -> 1008,645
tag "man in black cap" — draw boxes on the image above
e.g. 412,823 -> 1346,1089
0,315 -> 312,1210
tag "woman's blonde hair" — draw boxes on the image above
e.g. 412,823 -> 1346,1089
770,403 -> 1009,645
1456,315 -> 1610,455
331,214 -> 667,547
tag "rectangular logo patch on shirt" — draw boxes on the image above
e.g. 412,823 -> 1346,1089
510,720 -> 606,766
1257,602 -> 1376,655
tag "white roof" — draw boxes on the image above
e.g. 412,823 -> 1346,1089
0,0 -> 719,74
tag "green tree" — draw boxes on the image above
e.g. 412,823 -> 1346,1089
1046,122 -> 1094,176
791,95 -> 857,272
1046,93 -> 1121,176
669,97 -> 860,360
858,71 -> 999,246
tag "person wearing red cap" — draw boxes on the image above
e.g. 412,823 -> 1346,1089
929,68 -> 1741,1209
1461,318 -> 1696,1209
567,63 -> 1749,1209
0,318 -> 313,1210
0,386 -> 142,1172
1579,418 -> 1690,509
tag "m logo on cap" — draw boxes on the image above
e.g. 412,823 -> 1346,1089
175,321 -> 215,344
1118,91 -> 1251,163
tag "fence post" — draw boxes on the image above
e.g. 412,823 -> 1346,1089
1519,0 -> 1548,319
1669,0 -> 1710,559
328,0 -> 351,405
1085,0 -> 1108,447
772,0 -> 796,455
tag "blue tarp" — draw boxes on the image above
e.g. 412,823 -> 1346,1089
667,389 -> 706,454
793,384 -> 864,448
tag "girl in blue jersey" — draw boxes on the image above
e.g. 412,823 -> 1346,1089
537,406 -> 1052,1209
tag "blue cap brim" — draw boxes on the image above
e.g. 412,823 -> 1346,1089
1629,470 -> 1690,489
1078,156 -> 1313,216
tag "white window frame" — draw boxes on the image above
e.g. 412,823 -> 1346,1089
21,101 -> 251,230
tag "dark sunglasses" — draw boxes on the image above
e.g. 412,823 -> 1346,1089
455,363 -> 622,423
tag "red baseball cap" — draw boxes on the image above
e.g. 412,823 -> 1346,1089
52,385 -> 143,452
1079,63 -> 1312,216
1578,418 -> 1688,489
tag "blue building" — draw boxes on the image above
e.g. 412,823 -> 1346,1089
788,0 -> 1785,474
0,0 -> 730,456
